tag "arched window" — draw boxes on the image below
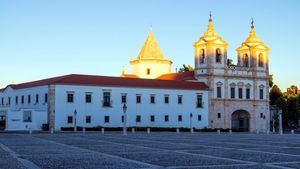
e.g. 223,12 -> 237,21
200,49 -> 205,64
215,48 -> 222,63
244,54 -> 249,67
258,53 -> 264,67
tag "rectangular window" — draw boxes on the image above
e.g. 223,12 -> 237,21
67,93 -> 74,103
136,95 -> 141,103
44,93 -> 48,103
260,113 -> 264,118
35,94 -> 39,104
86,116 -> 91,123
146,68 -> 151,75
217,87 -> 222,98
178,115 -> 182,122
15,96 -> 18,104
178,95 -> 183,104
103,92 -> 111,107
198,115 -> 202,121
23,111 -> 32,122
121,94 -> 127,103
217,113 -> 221,119
85,93 -> 92,103
164,115 -> 169,122
150,95 -> 155,104
8,97 -> 11,105
27,95 -> 31,104
21,95 -> 24,104
136,115 -> 141,122
67,116 -> 73,124
230,87 -> 235,99
164,95 -> 169,104
197,94 -> 203,108
121,115 -> 124,123
246,88 -> 250,99
104,116 -> 110,123
1,98 -> 3,105
150,115 -> 155,122
238,88 -> 243,99
260,89 -> 264,100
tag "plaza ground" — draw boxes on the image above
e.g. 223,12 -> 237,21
0,132 -> 300,169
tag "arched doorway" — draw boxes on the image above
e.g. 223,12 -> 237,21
231,110 -> 250,132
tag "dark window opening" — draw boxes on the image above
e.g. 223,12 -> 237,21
121,95 -> 127,103
246,88 -> 250,99
136,115 -> 141,122
197,94 -> 203,108
85,93 -> 92,103
150,115 -> 155,122
178,115 -> 182,122
238,88 -> 243,99
178,95 -> 183,104
150,95 -> 155,104
104,116 -> 110,123
67,116 -> 73,124
86,116 -> 91,123
67,93 -> 74,103
103,92 -> 111,107
230,87 -> 235,99
164,115 -> 169,122
164,95 -> 169,104
217,87 -> 222,98
136,95 -> 141,103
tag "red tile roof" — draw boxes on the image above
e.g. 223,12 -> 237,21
156,71 -> 196,81
1,74 -> 208,91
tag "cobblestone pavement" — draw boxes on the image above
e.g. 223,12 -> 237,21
0,132 -> 300,169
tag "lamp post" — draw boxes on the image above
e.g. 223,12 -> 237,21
278,109 -> 283,135
190,113 -> 194,133
74,109 -> 77,132
123,104 -> 127,135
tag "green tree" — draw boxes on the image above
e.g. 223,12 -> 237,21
227,59 -> 235,66
178,64 -> 194,72
269,74 -> 274,88
286,96 -> 299,127
270,85 -> 283,105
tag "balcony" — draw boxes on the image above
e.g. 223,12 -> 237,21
102,100 -> 112,107
196,102 -> 204,108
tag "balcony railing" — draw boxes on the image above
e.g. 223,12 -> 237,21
102,100 -> 112,107
196,102 -> 204,108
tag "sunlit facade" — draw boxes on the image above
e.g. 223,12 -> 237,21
194,17 -> 269,132
0,15 -> 269,132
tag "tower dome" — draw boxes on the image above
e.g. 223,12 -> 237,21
129,30 -> 172,79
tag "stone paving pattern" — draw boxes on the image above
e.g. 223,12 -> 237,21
0,132 -> 299,169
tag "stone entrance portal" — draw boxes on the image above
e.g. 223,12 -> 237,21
231,110 -> 250,132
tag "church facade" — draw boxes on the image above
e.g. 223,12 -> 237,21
0,15 -> 269,132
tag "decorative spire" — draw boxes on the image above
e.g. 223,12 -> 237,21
194,12 -> 227,46
236,18 -> 269,50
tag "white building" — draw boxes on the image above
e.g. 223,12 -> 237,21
0,14 -> 270,132
0,75 -> 208,131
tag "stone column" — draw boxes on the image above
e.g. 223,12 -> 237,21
48,85 -> 56,131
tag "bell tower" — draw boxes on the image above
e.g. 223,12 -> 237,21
236,19 -> 269,72
194,13 -> 228,83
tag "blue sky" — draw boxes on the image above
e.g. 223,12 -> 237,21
0,0 -> 299,90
